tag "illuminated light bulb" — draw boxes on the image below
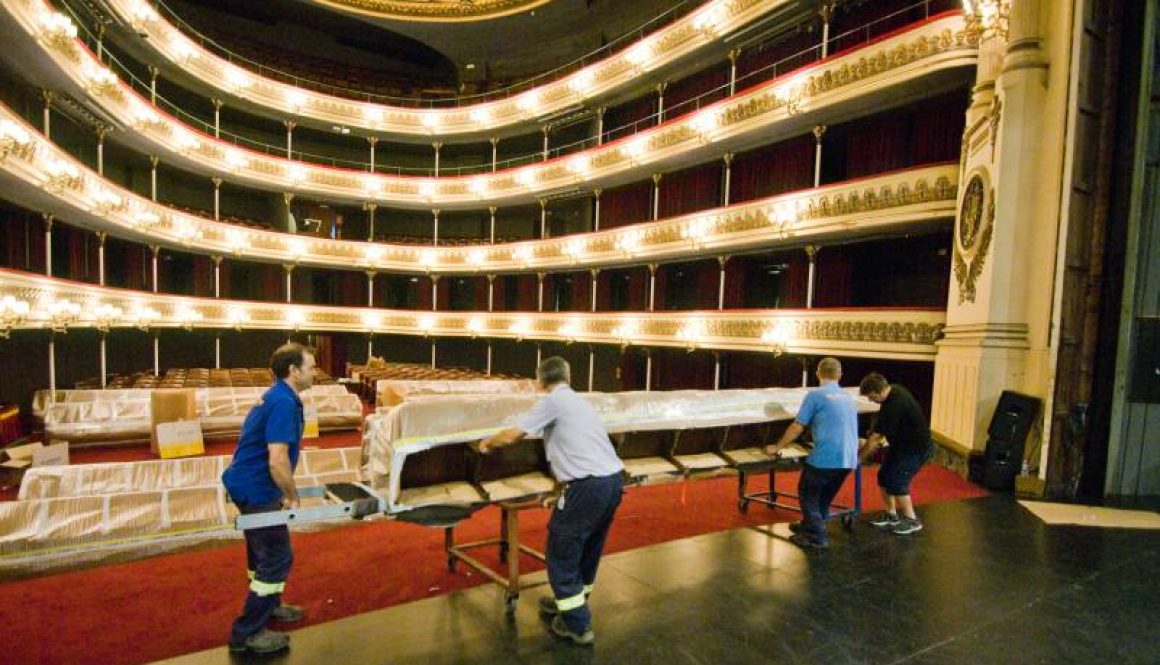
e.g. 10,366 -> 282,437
624,136 -> 649,160
615,230 -> 642,255
419,249 -> 437,267
564,239 -> 586,261
693,5 -> 726,33
516,169 -> 537,187
223,148 -> 247,170
226,229 -> 247,253
509,319 -> 530,337
467,249 -> 485,267
362,175 -> 382,194
419,181 -> 436,198
691,109 -> 718,135
169,34 -> 198,62
567,155 -> 589,175
41,11 -> 77,39
513,245 -> 534,264
625,40 -> 653,67
418,315 -> 436,332
469,177 -> 489,195
285,88 -> 308,112
286,163 -> 307,184
363,311 -> 381,329
129,0 -> 158,24
558,321 -> 580,340
224,66 -> 252,91
288,239 -> 307,258
420,113 -> 439,130
364,245 -> 384,264
466,317 -> 483,335
44,159 -> 79,179
469,107 -> 491,124
612,319 -> 640,344
172,127 -> 200,152
516,91 -> 539,112
0,119 -> 31,145
570,70 -> 596,95
228,306 -> 246,328
286,310 -> 306,329
363,106 -> 384,124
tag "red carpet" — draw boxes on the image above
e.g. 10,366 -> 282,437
0,465 -> 984,665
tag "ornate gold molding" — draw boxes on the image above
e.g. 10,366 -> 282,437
310,0 -> 553,22
952,177 -> 994,303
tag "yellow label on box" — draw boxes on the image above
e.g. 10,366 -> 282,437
303,405 -> 319,440
156,420 -> 205,459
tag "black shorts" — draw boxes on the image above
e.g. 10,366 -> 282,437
877,447 -> 931,496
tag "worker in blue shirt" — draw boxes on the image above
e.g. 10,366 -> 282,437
222,343 -> 315,655
478,356 -> 624,646
765,357 -> 859,549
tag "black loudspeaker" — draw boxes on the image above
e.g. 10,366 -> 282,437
982,391 -> 1041,490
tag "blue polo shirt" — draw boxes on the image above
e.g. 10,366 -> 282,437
795,382 -> 859,469
222,380 -> 304,506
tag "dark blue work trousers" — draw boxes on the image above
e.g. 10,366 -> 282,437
229,500 -> 293,646
546,473 -> 624,633
797,463 -> 851,545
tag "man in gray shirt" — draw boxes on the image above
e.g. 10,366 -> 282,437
479,357 -> 623,646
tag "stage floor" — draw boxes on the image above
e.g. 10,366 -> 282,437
153,495 -> 1160,665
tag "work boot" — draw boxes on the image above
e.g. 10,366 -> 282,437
869,511 -> 901,529
270,603 -> 304,623
789,533 -> 829,550
228,628 -> 289,655
787,520 -> 805,534
538,596 -> 559,616
549,615 -> 595,646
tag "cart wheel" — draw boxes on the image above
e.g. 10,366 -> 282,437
738,499 -> 749,513
841,514 -> 855,531
447,556 -> 457,573
504,593 -> 519,614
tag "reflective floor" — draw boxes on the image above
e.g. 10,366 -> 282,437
155,496 -> 1160,665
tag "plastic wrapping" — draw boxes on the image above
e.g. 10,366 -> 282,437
367,387 -> 876,512
19,447 -> 362,500
377,378 -> 538,408
35,386 -> 362,443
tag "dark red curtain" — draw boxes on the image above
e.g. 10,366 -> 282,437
337,270 -> 363,307
844,114 -> 911,179
659,164 -> 722,219
471,275 -> 489,311
730,135 -> 815,204
604,95 -> 657,143
911,95 -> 968,164
663,65 -> 729,121
693,261 -> 719,310
601,182 -> 652,229
491,275 -> 507,311
65,227 -> 91,283
813,245 -> 853,308
653,348 -> 715,390
721,257 -> 748,309
735,30 -> 820,90
192,255 -> 213,297
123,245 -> 145,291
572,272 -> 592,312
781,250 -> 809,309
515,274 -> 537,312
262,263 -> 282,303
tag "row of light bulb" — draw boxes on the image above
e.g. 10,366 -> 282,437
112,0 -> 740,133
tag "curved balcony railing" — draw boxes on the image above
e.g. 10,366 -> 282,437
0,268 -> 946,360
92,0 -> 777,134
10,4 -> 975,209
0,108 -> 959,275
147,0 -> 703,108
52,0 -> 953,176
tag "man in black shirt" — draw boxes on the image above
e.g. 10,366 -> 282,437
859,373 -> 932,535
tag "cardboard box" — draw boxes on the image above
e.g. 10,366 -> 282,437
154,420 -> 205,459
150,389 -> 198,456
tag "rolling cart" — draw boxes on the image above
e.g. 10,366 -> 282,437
733,444 -> 862,531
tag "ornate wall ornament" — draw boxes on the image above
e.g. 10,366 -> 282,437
309,0 -> 553,22
590,150 -> 625,169
988,96 -> 1002,159
952,178 -> 994,304
652,126 -> 698,150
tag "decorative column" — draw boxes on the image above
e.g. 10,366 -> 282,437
432,209 -> 441,246
367,136 -> 378,173
932,5 -> 1051,459
284,120 -> 295,157
717,256 -> 729,309
150,155 -> 160,202
539,198 -> 548,239
536,272 -> 545,312
212,98 -> 224,138
213,256 -> 223,369
592,188 -> 603,231
486,341 -> 493,376
149,66 -> 159,104
43,214 -> 53,277
365,202 -> 378,241
212,177 -> 222,220
535,343 -> 542,369
655,82 -> 668,123
490,137 -> 499,172
541,125 -> 550,161
40,90 -> 53,139
95,125 -> 108,175
430,339 -> 437,369
432,142 -> 442,177
651,173 -> 663,220
647,263 -> 658,311
812,125 -> 827,187
150,245 -> 160,293
594,107 -> 605,146
805,245 -> 818,308
587,346 -> 596,392
48,332 -> 56,393
713,351 -> 721,391
487,274 -> 495,312
590,269 -> 599,312
100,330 -> 108,388
722,153 -> 734,206
153,330 -> 160,377
820,3 -> 835,58
96,23 -> 106,62
645,349 -> 653,392
366,271 -> 376,308
727,49 -> 740,95
488,206 -> 497,243
283,264 -> 294,303
430,274 -> 440,311
97,232 -> 107,285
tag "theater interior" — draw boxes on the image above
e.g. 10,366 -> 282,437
0,0 -> 1157,663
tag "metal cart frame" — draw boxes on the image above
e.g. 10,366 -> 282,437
736,459 -> 862,531
444,497 -> 549,613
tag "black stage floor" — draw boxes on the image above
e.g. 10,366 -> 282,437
156,495 -> 1160,665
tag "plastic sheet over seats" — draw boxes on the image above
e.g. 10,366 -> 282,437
367,387 -> 876,513
34,385 -> 362,444
376,379 -> 538,408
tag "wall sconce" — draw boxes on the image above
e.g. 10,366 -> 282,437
228,306 -> 246,331
131,305 -> 159,331
91,304 -> 122,333
91,188 -> 127,215
513,245 -> 534,268
678,319 -> 705,352
467,249 -> 486,271
466,317 -> 484,338
963,0 -> 1010,40
287,310 -> 306,332
176,307 -> 203,331
39,11 -> 77,48
612,319 -> 639,350
615,230 -> 642,258
558,321 -> 580,345
226,229 -> 248,256
0,295 -> 30,338
509,319 -> 531,341
223,148 -> 247,172
761,324 -> 792,357
682,218 -> 712,249
564,240 -> 586,265
46,299 -> 81,333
